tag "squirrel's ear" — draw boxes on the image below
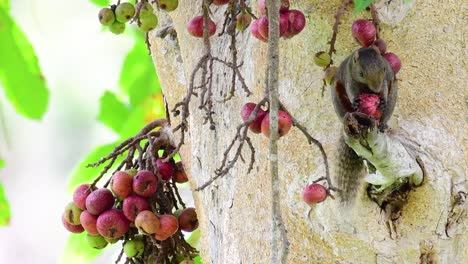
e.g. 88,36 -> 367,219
370,45 -> 380,55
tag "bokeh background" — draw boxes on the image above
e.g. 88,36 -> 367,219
0,0 -> 193,263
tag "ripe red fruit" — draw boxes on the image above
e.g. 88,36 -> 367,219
122,194 -> 150,221
110,171 -> 133,200
62,213 -> 84,233
257,16 -> 269,39
133,170 -> 157,197
135,210 -> 161,234
236,13 -> 252,31
173,161 -> 189,183
177,208 -> 199,232
187,16 -> 216,38
261,111 -> 293,138
358,94 -> 381,120
80,210 -> 99,235
212,0 -> 230,5
96,209 -> 130,239
302,183 -> 327,204
251,19 -> 267,42
258,0 -> 290,14
156,158 -> 175,181
383,52 -> 401,74
85,188 -> 115,216
154,214 -> 178,240
373,39 -> 387,55
352,19 -> 376,47
73,184 -> 96,210
282,10 -> 306,38
240,103 -> 267,134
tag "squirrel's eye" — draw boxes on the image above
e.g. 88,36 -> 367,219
359,71 -> 364,78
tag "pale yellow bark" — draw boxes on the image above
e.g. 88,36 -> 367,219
148,0 -> 467,263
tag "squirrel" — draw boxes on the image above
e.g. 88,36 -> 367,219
331,46 -> 398,205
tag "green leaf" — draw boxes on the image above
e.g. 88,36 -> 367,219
67,141 -> 121,192
0,159 -> 5,169
0,7 -> 49,120
354,0 -> 377,11
89,0 -> 110,7
119,104 -> 147,138
119,40 -> 160,107
193,256 -> 203,264
60,233 -> 103,264
0,181 -> 11,226
98,91 -> 131,134
0,0 -> 9,10
186,229 -> 201,248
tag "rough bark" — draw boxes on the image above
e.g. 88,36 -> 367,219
148,0 -> 467,263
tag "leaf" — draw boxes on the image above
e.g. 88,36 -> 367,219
0,0 -> 9,10
0,181 -> 11,226
89,0 -> 110,7
67,141 -> 122,192
60,233 -> 102,264
193,256 -> 203,264
98,91 -> 131,134
186,229 -> 201,248
119,103 -> 147,138
119,39 -> 161,107
0,159 -> 5,169
0,7 -> 49,120
354,0 -> 377,11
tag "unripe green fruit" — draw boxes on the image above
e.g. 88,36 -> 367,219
139,14 -> 158,32
125,168 -> 138,177
110,22 -> 126,35
158,0 -> 178,12
115,2 -> 136,23
314,51 -> 331,68
124,239 -> 145,258
87,234 -> 108,249
64,202 -> 83,225
136,2 -> 154,18
324,66 -> 337,85
98,8 -> 115,26
104,236 -> 120,244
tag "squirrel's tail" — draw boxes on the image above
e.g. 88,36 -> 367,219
335,135 -> 367,206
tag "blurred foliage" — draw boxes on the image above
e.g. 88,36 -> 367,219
0,6 -> 49,120
90,0 -> 110,7
60,232 -> 103,264
0,179 -> 11,226
353,0 -> 377,11
0,0 -> 9,10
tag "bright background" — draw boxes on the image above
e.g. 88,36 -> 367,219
0,0 -> 191,263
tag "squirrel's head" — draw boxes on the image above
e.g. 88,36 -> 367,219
351,47 -> 386,93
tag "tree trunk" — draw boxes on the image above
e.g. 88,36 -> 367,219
148,0 -> 466,263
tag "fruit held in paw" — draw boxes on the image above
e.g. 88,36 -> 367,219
86,234 -> 108,249
110,171 -> 133,200
64,202 -> 83,225
154,214 -> 179,240
139,14 -> 158,32
261,111 -> 293,138
62,214 -> 84,233
177,208 -> 199,232
313,51 -> 331,68
187,16 -> 216,38
86,188 -> 115,215
110,21 -> 126,34
358,93 -> 381,119
302,183 -> 327,204
258,0 -> 290,14
135,210 -> 161,234
80,210 -> 99,235
173,161 -> 189,183
158,0 -> 178,12
98,8 -> 115,26
352,19 -> 376,47
115,2 -> 135,23
124,239 -> 145,257
133,170 -> 157,197
156,158 -> 174,181
97,209 -> 130,239
282,10 -> 306,38
73,184 -> 96,210
122,194 -> 150,221
374,39 -> 387,54
241,103 -> 267,134
383,52 -> 401,74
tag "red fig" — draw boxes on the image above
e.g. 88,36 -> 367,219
110,171 -> 133,199
261,111 -> 293,138
73,184 -> 96,210
96,209 -> 130,239
122,194 -> 150,221
302,183 -> 327,205
156,158 -> 175,181
133,170 -> 157,197
80,210 -> 99,235
62,214 -> 84,233
240,103 -> 267,134
187,16 -> 216,38
352,19 -> 376,47
383,52 -> 401,74
85,188 -> 115,216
